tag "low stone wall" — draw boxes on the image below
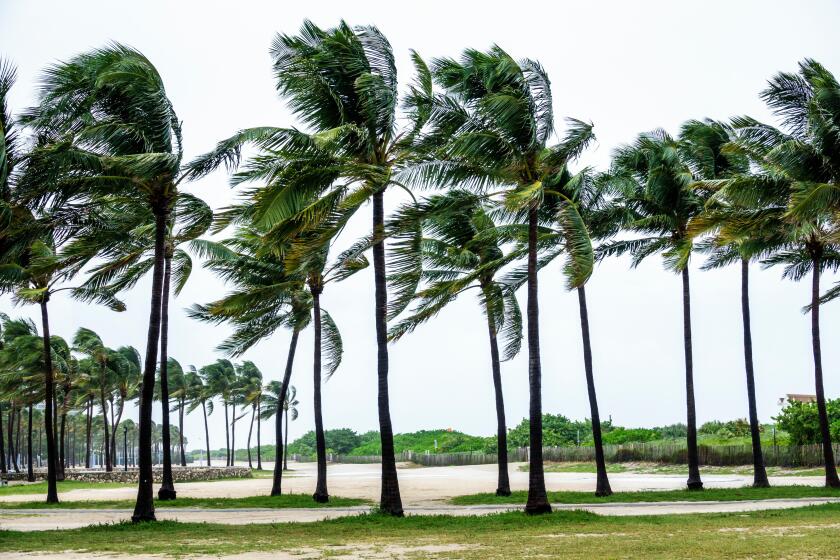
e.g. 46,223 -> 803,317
1,466 -> 251,483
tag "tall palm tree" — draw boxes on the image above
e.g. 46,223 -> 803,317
504,167 -> 626,497
282,385 -> 299,471
601,129 -> 709,490
683,119 -> 773,488
201,359 -> 237,466
404,47 -> 595,513
388,190 -> 522,496
167,358 -> 190,467
72,328 -> 117,472
23,44 -> 188,521
730,59 -> 840,487
236,361 -> 263,469
187,21 -> 434,515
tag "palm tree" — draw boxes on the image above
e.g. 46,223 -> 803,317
388,190 -> 522,496
184,366 -> 213,466
283,385 -> 299,471
190,229 -> 311,496
729,59 -> 840,487
201,359 -> 237,466
601,129 -> 709,490
236,361 -> 263,469
683,119 -> 773,488
504,167 -> 625,497
167,358 -> 190,467
187,21 -> 434,515
405,47 -> 595,513
23,44 -> 188,521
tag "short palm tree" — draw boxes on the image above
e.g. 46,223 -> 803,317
200,359 -> 237,466
388,190 -> 522,496
282,385 -> 300,471
167,358 -> 190,467
236,361 -> 263,469
190,229 -> 311,496
184,366 -> 214,466
72,328 -> 117,472
601,129 -> 710,490
405,47 -> 595,513
729,59 -> 840,487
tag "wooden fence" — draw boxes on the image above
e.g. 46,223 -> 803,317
293,443 -> 839,468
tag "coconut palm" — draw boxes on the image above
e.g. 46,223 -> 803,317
600,129 -> 709,490
683,119 -> 774,488
184,366 -> 213,466
728,59 -> 840,487
23,44 -> 188,521
388,190 -> 522,496
189,229 -> 311,496
186,20 -> 435,515
402,47 -> 595,513
200,359 -> 237,466
503,167 -> 626,497
282,385 -> 299,471
235,361 -> 263,469
260,381 -> 299,470
166,358 -> 190,467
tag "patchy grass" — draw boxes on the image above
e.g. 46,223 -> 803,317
451,485 -> 840,505
523,461 -> 828,477
0,493 -> 368,510
1,504 -> 840,558
0,481 -> 131,496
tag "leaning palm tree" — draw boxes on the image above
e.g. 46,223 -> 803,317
403,47 -> 595,513
504,167 -> 626,497
184,366 -> 213,466
72,328 -> 117,472
187,21 -> 434,515
601,129 -> 709,490
189,229 -> 311,496
683,118 -> 773,488
729,59 -> 840,487
23,44 -> 188,521
388,190 -> 522,496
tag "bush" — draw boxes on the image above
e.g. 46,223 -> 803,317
601,427 -> 660,445
699,419 -> 752,438
775,399 -> 840,445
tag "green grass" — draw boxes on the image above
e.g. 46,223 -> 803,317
450,485 -> 840,505
0,481 -> 131,496
2,504 -> 840,558
528,461 -> 827,477
0,493 -> 368,510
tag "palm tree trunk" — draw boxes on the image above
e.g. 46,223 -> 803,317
26,404 -> 34,482
99,380 -> 111,472
372,189 -> 403,516
224,402 -> 230,466
13,408 -> 20,472
202,400 -> 210,466
131,205 -> 168,522
682,266 -> 703,490
39,300 -> 59,503
524,205 -> 550,514
85,397 -> 92,469
740,258 -> 769,488
577,285 -> 612,497
809,250 -> 840,487
481,284 -> 510,497
179,398 -> 186,467
0,404 -> 6,474
58,411 -> 66,480
110,399 -> 124,472
284,407 -> 289,471
271,328 -> 299,496
311,287 -> 329,503
256,396 -> 262,470
246,405 -> 254,469
158,252 -> 177,500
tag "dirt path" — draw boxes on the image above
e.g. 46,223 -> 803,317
2,497 -> 838,531
0,461 -> 824,505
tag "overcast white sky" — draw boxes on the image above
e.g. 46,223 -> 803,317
2,0 -> 840,453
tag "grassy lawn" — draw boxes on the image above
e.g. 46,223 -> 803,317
1,504 -> 840,558
0,481 -> 131,496
0,493 -> 367,510
527,461 -> 826,477
450,485 -> 840,505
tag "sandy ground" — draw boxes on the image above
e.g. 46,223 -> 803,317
0,462 -> 831,532
0,461 -> 826,505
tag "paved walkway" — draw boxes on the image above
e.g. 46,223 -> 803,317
2,497 -> 839,531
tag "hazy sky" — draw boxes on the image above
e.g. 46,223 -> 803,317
2,0 -> 840,453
